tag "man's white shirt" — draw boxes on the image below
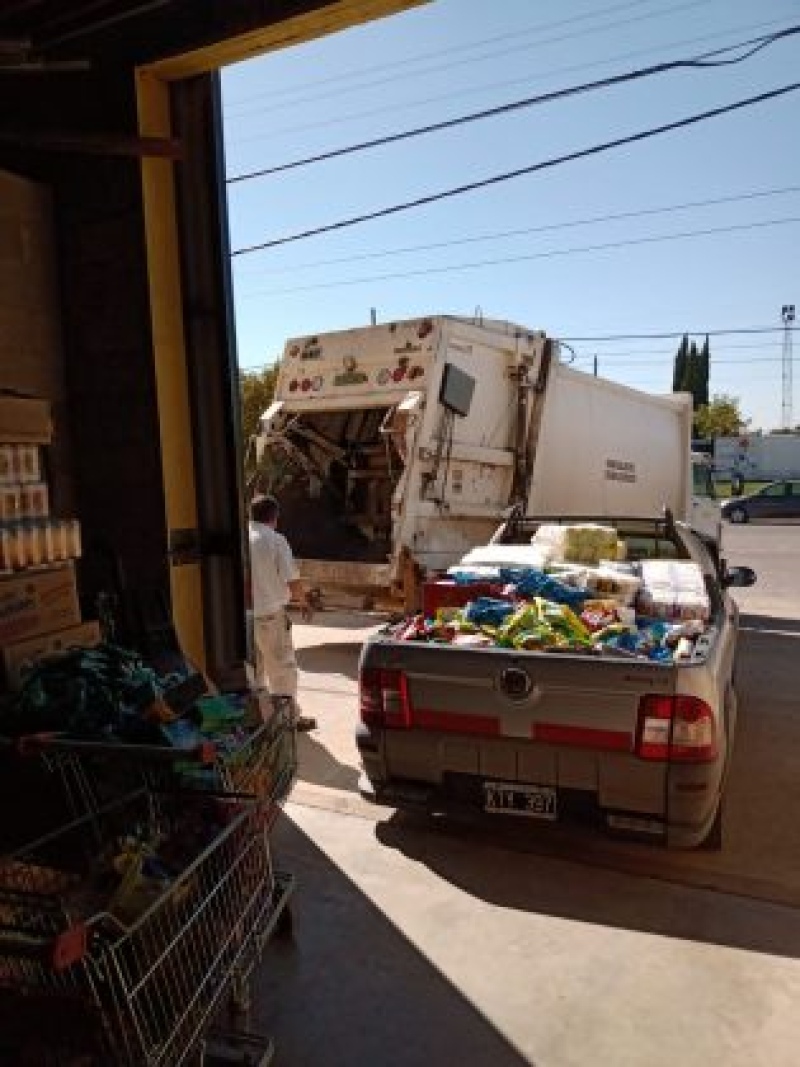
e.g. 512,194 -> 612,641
249,522 -> 300,617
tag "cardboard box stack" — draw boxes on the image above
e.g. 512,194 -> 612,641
0,395 -> 99,689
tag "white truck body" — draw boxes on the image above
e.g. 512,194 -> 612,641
255,315 -> 716,606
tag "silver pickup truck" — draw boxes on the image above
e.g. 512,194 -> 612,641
357,517 -> 755,848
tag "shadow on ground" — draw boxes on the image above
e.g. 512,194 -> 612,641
740,613 -> 800,634
374,808 -> 800,961
296,642 -> 362,681
296,731 -> 360,792
371,626 -> 800,919
254,815 -> 531,1067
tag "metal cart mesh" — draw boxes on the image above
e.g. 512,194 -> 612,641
0,787 -> 293,1066
19,695 -> 297,820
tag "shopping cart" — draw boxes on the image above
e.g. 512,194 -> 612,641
14,694 -> 297,821
0,786 -> 293,1066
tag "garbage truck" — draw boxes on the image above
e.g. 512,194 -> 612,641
254,315 -> 718,609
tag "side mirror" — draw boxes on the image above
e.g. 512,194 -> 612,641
723,566 -> 757,589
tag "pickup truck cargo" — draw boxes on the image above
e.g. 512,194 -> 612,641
255,315 -> 716,609
357,515 -> 754,848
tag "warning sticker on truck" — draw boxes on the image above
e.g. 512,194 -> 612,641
605,459 -> 637,483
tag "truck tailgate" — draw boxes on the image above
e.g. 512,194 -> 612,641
365,640 -> 677,816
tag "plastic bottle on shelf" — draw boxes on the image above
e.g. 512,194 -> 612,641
56,520 -> 70,561
41,519 -> 52,563
15,446 -> 40,484
0,527 -> 11,572
23,522 -> 44,568
0,446 -> 14,485
8,523 -> 26,570
0,486 -> 20,524
68,519 -> 82,559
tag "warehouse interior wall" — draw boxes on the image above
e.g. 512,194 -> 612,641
0,70 -> 169,634
0,170 -> 74,516
0,0 -> 425,680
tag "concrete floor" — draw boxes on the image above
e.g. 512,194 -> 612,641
256,524 -> 800,1066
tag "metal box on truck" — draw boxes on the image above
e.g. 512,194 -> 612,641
256,316 -> 550,607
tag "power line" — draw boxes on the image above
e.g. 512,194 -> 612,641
235,215 -> 800,295
578,355 -> 785,367
228,15 -> 792,145
233,183 -> 800,277
230,81 -> 800,257
225,0 -> 654,113
562,327 -> 795,342
237,330 -> 796,375
571,340 -> 785,359
224,0 -> 704,116
226,26 -> 800,185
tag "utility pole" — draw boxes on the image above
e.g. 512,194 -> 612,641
782,304 -> 795,429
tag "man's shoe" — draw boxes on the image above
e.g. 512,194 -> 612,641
296,715 -> 318,732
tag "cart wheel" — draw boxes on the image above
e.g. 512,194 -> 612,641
274,901 -> 293,938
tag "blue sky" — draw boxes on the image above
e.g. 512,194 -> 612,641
222,0 -> 800,431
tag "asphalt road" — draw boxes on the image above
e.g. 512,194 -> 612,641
258,523 -> 800,1067
723,523 -> 800,620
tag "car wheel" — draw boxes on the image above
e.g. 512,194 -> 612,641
699,801 -> 723,850
728,506 -> 748,524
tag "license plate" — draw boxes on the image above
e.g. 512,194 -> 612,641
484,781 -> 557,820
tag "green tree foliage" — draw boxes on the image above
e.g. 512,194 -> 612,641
672,334 -> 688,392
694,394 -> 748,438
698,335 -> 710,407
672,334 -> 710,410
239,365 -> 278,469
686,341 -> 700,406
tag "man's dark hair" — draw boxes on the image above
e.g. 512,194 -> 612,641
251,494 -> 280,525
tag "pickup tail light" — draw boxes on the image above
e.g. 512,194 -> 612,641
637,694 -> 717,763
359,668 -> 410,728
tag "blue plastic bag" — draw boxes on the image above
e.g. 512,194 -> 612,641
463,597 -> 516,627
498,568 -> 589,607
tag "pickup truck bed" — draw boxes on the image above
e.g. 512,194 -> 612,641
357,520 -> 739,849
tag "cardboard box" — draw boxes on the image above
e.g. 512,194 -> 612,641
0,396 -> 53,445
0,563 -> 81,645
3,619 -> 101,689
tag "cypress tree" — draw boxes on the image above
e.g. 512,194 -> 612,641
673,334 -> 689,393
686,341 -> 701,408
698,336 -> 710,407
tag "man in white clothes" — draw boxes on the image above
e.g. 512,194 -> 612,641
248,494 -> 317,731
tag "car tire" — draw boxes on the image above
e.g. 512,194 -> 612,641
728,506 -> 748,524
699,801 -> 723,850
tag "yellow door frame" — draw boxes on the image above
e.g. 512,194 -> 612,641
135,2 -> 424,669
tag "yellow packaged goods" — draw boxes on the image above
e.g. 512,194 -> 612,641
563,524 -> 619,565
3,620 -> 101,689
0,563 -> 81,645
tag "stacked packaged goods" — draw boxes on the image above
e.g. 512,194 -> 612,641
0,397 -> 96,689
0,441 -> 81,573
409,525 -> 713,663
